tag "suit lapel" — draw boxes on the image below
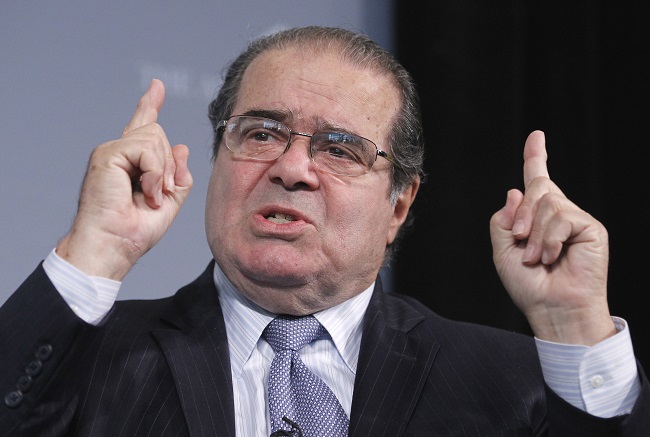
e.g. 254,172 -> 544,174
349,281 -> 439,437
151,262 -> 236,437
149,266 -> 438,436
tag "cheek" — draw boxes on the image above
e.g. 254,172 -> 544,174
324,188 -> 394,257
205,159 -> 263,239
205,171 -> 227,248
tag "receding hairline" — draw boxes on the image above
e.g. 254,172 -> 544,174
249,30 -> 402,83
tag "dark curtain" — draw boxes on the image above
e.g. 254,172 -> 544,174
393,2 -> 650,369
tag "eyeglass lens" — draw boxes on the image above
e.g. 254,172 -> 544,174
224,116 -> 377,176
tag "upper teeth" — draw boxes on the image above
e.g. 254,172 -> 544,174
267,213 -> 296,224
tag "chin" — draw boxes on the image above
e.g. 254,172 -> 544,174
237,249 -> 320,289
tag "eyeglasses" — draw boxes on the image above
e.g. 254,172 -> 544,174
217,115 -> 395,177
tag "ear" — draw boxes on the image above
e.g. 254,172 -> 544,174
386,176 -> 420,245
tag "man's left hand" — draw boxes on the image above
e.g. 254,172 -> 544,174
490,130 -> 616,345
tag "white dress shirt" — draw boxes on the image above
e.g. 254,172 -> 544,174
214,261 -> 371,436
42,249 -> 641,432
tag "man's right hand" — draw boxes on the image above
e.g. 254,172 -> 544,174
55,79 -> 193,280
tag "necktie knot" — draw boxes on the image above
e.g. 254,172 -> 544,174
263,315 -> 326,353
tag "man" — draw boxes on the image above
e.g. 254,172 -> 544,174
0,26 -> 647,436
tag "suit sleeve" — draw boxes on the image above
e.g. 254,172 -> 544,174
0,263 -> 92,436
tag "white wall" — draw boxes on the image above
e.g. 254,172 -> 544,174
0,1 -> 393,304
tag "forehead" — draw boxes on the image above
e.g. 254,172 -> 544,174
233,46 -> 400,141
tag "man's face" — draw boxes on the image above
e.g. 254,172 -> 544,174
205,46 -> 418,315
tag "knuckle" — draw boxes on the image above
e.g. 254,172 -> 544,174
538,190 -> 561,204
528,175 -> 547,186
528,224 -> 545,241
536,192 -> 566,214
123,121 -> 165,138
146,122 -> 164,135
143,124 -> 168,147
91,140 -> 116,159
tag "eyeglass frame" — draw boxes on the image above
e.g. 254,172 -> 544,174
216,115 -> 396,177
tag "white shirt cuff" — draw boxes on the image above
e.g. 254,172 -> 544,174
535,317 -> 641,417
42,249 -> 121,325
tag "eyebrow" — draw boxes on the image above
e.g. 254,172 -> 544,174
238,108 -> 360,137
239,109 -> 293,124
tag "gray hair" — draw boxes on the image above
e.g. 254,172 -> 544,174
207,26 -> 425,257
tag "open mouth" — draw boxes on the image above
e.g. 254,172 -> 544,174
265,212 -> 298,224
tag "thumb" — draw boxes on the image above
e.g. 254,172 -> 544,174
122,79 -> 165,136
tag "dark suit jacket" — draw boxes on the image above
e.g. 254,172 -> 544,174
1,262 -> 649,436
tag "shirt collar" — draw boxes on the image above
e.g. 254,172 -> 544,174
213,262 -> 374,379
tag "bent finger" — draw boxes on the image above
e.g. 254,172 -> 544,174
171,144 -> 193,190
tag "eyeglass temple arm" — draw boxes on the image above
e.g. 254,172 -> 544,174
377,149 -> 396,164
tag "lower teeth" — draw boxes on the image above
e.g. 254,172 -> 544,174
268,216 -> 292,224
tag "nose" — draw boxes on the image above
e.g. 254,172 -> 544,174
266,134 -> 320,190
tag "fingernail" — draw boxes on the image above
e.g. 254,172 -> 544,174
166,174 -> 175,192
512,220 -> 525,236
522,244 -> 535,263
154,180 -> 164,206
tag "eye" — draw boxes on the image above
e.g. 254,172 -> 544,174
252,131 -> 272,142
324,146 -> 356,160
241,124 -> 286,144
313,132 -> 367,163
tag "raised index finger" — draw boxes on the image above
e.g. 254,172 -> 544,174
522,130 -> 550,189
122,78 -> 166,136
